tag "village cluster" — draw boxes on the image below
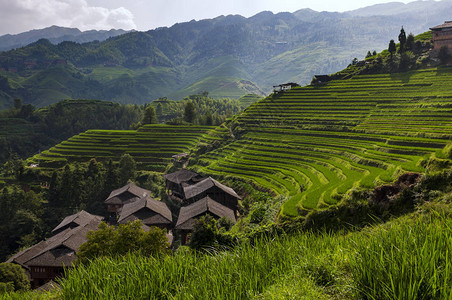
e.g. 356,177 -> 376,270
6,169 -> 240,289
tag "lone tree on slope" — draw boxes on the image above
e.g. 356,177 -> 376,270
398,27 -> 406,53
142,106 -> 158,125
184,101 -> 196,123
388,39 -> 396,59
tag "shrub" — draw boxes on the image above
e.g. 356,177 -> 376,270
0,263 -> 29,292
77,221 -> 170,263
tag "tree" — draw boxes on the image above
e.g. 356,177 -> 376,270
184,101 -> 196,123
142,106 -> 158,125
188,215 -> 218,250
439,46 -> 450,65
366,51 -> 372,58
0,263 -> 29,292
77,221 -> 170,263
156,103 -> 163,116
388,40 -> 396,59
406,33 -> 415,51
13,98 -> 22,110
398,27 -> 406,52
372,50 -> 377,56
119,154 -> 136,185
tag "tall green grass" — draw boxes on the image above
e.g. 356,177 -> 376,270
3,207 -> 452,299
352,210 -> 452,299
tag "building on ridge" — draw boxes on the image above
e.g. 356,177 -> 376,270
430,21 -> 452,52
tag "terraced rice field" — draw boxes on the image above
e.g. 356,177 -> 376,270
33,125 -> 215,171
197,67 -> 452,216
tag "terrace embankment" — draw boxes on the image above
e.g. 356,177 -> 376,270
196,67 -> 452,216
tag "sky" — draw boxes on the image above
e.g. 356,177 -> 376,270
0,0 -> 422,36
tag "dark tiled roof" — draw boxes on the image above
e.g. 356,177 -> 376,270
117,196 -> 172,224
431,21 -> 452,30
175,196 -> 236,230
24,219 -> 101,267
183,177 -> 240,200
105,182 -> 151,204
51,210 -> 103,233
6,241 -> 48,269
164,169 -> 202,184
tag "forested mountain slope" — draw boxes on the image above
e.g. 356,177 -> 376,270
1,1 -> 452,109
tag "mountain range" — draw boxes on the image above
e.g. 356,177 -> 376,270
0,0 -> 452,109
0,26 -> 130,52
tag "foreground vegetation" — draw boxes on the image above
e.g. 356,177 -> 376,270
3,196 -> 452,299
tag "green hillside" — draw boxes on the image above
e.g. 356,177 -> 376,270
194,67 -> 452,217
2,4 -> 451,108
31,124 -> 215,171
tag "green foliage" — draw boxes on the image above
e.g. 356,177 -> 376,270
118,154 -> 136,185
77,221 -> 170,264
0,99 -> 142,164
142,106 -> 158,125
183,101 -> 196,123
188,215 -> 218,250
352,212 -> 452,299
0,187 -> 44,262
398,27 -> 407,52
0,263 -> 29,292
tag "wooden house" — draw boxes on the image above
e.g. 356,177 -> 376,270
182,177 -> 240,215
175,196 -> 236,244
51,210 -> 103,235
164,169 -> 205,200
118,195 -> 172,230
104,182 -> 151,213
9,219 -> 101,288
430,21 -> 452,52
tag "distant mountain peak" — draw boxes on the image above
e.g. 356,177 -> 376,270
0,26 -> 130,51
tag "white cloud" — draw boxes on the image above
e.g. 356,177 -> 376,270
0,0 -> 136,35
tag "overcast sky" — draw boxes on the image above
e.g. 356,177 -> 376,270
0,0 -> 422,36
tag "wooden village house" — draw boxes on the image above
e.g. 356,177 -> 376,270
7,216 -> 102,288
118,195 -> 173,230
104,182 -> 152,213
430,21 -> 452,52
182,177 -> 241,215
164,169 -> 205,200
51,210 -> 103,235
175,196 -> 237,244
5,177 -> 240,288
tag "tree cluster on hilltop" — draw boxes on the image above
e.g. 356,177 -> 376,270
326,29 -> 436,81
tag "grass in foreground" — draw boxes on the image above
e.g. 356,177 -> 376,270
5,201 -> 452,299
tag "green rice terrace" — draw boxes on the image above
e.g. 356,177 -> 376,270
195,67 -> 452,217
31,124 -> 215,172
